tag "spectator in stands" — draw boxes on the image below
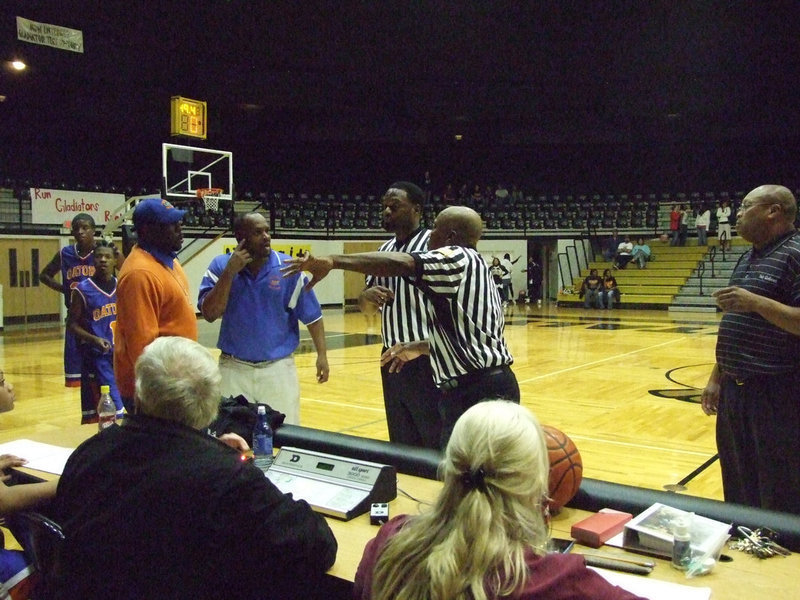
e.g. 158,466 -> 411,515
602,229 -> 622,261
669,204 -> 681,246
695,204 -> 711,246
471,184 -> 484,206
601,268 -> 620,309
443,183 -> 457,204
511,184 -> 524,203
579,269 -> 603,308
613,236 -> 634,270
494,183 -> 509,201
353,400 -> 646,600
717,199 -> 732,250
630,237 -> 651,269
678,204 -> 689,246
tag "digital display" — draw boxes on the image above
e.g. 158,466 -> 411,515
316,461 -> 335,471
170,96 -> 207,139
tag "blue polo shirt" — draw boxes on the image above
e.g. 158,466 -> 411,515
198,251 -> 322,362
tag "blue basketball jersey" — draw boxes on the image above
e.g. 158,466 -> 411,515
73,277 -> 117,352
61,244 -> 95,308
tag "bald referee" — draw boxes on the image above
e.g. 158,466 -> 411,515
283,205 -> 519,447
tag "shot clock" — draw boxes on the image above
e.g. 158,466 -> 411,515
170,96 -> 207,139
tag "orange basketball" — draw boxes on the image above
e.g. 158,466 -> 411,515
542,425 -> 583,513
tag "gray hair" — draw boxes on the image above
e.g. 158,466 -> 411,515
134,337 -> 221,429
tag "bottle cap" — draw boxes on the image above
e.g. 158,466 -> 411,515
257,405 -> 266,415
674,516 -> 690,538
100,385 -> 110,394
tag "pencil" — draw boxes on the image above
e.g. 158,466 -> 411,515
580,553 -> 656,569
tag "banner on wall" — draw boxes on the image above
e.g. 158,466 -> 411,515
17,17 -> 84,53
222,242 -> 312,257
30,188 -> 127,226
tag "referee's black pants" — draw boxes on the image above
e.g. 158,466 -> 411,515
438,364 -> 520,448
380,353 -> 442,450
718,371 -> 800,514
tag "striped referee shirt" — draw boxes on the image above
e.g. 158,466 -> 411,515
408,245 -> 513,386
716,230 -> 800,378
365,227 -> 430,348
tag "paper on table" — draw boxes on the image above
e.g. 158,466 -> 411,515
0,439 -> 75,475
591,566 -> 711,600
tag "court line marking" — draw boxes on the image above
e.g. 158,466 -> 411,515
302,396 -> 385,413
567,434 -> 714,457
516,337 -> 685,383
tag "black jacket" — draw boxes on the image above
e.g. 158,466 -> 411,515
53,414 -> 337,599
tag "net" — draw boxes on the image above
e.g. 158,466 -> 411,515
196,187 -> 223,212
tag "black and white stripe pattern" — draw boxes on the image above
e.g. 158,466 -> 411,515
717,231 -> 800,377
409,245 -> 513,385
366,228 -> 431,347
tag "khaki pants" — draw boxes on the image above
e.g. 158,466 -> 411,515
219,354 -> 300,425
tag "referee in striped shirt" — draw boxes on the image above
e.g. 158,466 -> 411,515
283,205 -> 519,447
359,182 -> 442,449
701,184 -> 800,514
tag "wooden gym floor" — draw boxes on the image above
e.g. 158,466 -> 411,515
0,303 -> 723,501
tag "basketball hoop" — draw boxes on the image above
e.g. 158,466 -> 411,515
196,187 -> 223,212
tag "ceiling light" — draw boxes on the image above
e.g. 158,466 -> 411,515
11,60 -> 26,71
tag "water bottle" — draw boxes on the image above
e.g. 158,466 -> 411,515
97,385 -> 116,431
252,405 -> 274,470
671,516 -> 692,571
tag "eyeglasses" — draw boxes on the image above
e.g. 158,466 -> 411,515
738,200 -> 776,213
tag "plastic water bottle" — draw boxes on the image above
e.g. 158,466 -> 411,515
252,405 -> 274,470
97,385 -> 116,431
671,516 -> 692,571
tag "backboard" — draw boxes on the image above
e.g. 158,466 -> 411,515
162,143 -> 233,202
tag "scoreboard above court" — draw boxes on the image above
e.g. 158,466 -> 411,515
170,96 -> 207,139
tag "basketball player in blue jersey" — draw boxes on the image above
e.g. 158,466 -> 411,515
41,213 -> 98,388
67,241 -> 123,423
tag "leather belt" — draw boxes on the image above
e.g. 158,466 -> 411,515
220,352 -> 279,367
440,365 -> 508,392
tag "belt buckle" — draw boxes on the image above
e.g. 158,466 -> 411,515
441,378 -> 458,391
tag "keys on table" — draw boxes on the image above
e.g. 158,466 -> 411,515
729,526 -> 792,559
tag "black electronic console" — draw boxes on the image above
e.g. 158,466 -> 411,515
265,446 -> 397,521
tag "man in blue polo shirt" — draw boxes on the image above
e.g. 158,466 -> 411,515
198,212 -> 328,424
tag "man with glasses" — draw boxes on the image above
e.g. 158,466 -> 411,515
701,184 -> 800,514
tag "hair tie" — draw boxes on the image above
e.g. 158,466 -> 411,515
460,467 -> 487,491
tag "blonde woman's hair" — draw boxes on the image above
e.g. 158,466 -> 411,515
372,400 -> 550,600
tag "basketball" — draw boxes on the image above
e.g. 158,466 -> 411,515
542,425 -> 583,513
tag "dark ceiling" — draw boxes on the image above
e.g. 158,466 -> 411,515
2,1 -> 800,193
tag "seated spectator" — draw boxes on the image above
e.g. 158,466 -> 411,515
53,336 -> 337,600
613,236 -> 634,270
602,229 -> 622,261
353,400 -> 645,600
601,268 -> 620,309
579,269 -> 603,309
630,237 -> 652,269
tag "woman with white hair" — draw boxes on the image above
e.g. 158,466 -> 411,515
354,400 -> 645,600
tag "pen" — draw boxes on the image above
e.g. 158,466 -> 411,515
581,554 -> 655,569
582,555 -> 653,575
